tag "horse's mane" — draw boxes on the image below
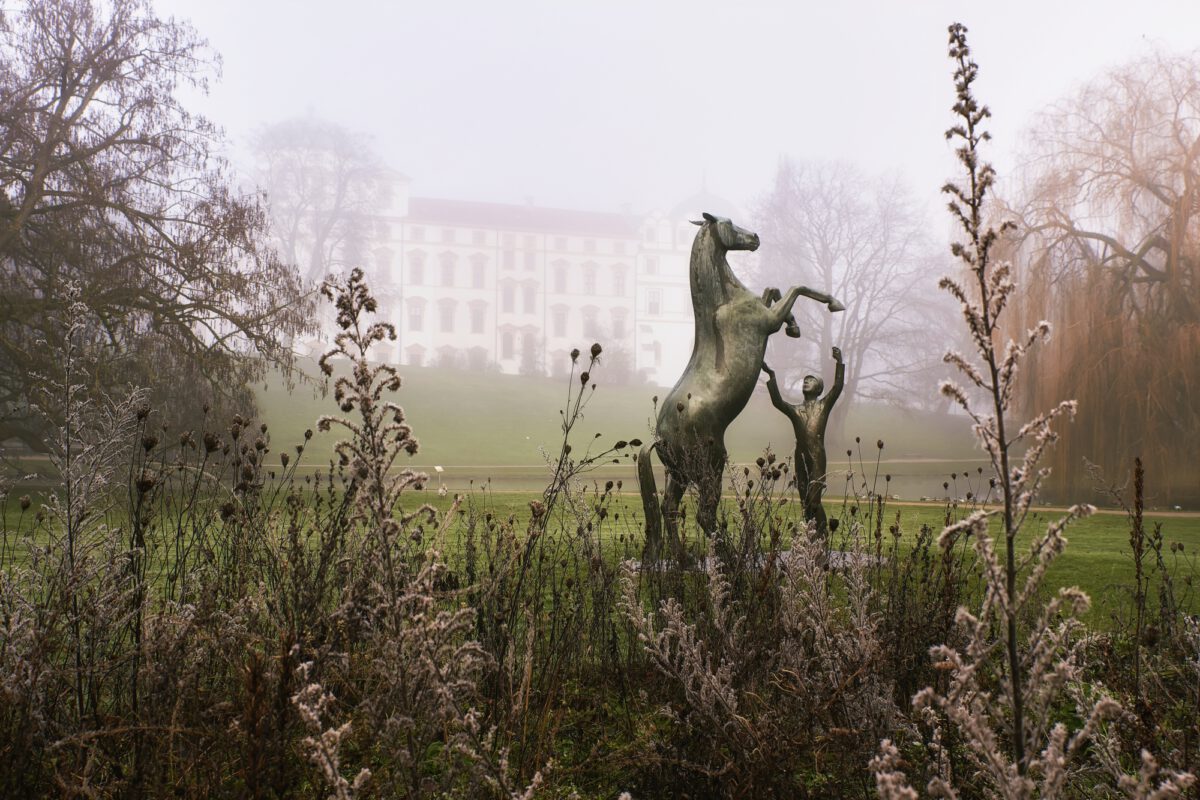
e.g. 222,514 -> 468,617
689,222 -> 728,321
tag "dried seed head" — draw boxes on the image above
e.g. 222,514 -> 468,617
19,495 -> 31,511
590,342 -> 602,359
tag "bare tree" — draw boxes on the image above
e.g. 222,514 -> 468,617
0,0 -> 313,449
251,116 -> 391,286
753,159 -> 950,434
1004,48 -> 1200,503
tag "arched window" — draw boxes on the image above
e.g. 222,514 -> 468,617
405,344 -> 425,367
551,259 -> 568,293
439,252 -> 456,287
438,298 -> 456,333
582,262 -> 597,295
612,264 -> 627,296
551,304 -> 568,338
406,297 -> 426,332
582,305 -> 599,338
611,308 -> 628,339
469,301 -> 487,334
408,250 -> 426,285
470,253 -> 487,288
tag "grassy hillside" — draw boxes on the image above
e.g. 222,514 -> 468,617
258,359 -> 980,495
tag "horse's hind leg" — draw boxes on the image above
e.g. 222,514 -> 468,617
661,473 -> 687,563
696,447 -> 726,546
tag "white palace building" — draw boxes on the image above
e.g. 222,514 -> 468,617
356,177 -> 741,387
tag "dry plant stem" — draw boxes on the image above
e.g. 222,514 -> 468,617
944,24 -> 1026,773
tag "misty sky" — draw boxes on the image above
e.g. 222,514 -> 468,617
161,0 -> 1198,223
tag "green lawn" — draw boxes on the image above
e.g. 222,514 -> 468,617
6,361 -> 1194,628
257,361 -> 981,499
405,485 -> 1199,626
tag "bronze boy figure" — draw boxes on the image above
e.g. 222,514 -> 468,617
762,347 -> 843,537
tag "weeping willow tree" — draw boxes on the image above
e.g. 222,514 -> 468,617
1004,49 -> 1200,505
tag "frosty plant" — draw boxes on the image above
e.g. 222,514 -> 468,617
317,268 -> 437,581
872,24 -> 1194,797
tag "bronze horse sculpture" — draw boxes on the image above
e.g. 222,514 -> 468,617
637,212 -> 844,561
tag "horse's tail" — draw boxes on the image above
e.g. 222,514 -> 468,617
637,441 -> 662,560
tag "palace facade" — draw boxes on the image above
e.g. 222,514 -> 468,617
356,179 -> 738,387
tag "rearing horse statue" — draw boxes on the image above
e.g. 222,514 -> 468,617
637,212 -> 844,561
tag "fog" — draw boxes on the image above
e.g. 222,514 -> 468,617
144,0 -> 1197,502
160,0 -> 1198,219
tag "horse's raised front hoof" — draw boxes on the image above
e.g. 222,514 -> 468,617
785,322 -> 802,338
827,298 -> 846,312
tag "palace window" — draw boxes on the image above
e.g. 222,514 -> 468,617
406,298 -> 425,332
471,254 -> 486,288
438,299 -> 456,333
408,251 -> 426,285
582,306 -> 599,338
613,265 -> 627,296
611,308 -> 628,339
647,289 -> 662,316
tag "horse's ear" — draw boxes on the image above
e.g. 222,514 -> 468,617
690,219 -> 703,226
702,211 -> 717,223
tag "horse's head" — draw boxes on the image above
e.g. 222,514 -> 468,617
692,212 -> 759,252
